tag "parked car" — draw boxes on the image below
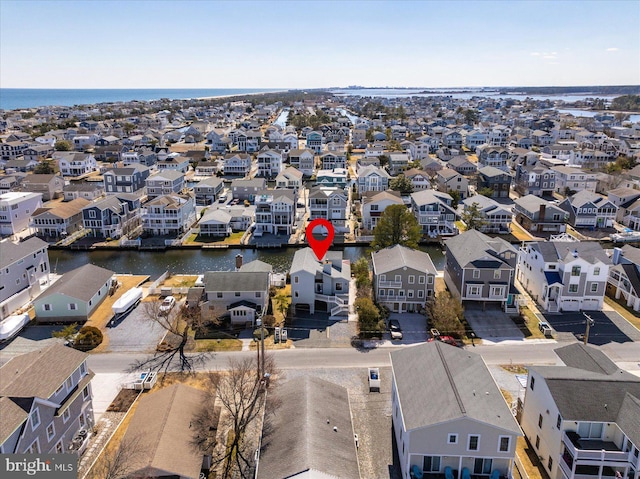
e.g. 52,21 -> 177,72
388,319 -> 403,340
428,328 -> 462,347
159,296 -> 176,314
538,321 -> 553,338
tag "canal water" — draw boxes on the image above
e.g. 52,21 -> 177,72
49,245 -> 446,279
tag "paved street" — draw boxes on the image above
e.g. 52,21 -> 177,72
542,310 -> 639,345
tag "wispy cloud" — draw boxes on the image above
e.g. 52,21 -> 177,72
543,55 -> 557,59
607,47 -> 619,52
530,52 -> 540,56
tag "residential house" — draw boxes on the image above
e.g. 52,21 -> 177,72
82,195 -> 141,239
256,148 -> 283,178
198,209 -> 232,237
0,141 -> 29,160
120,384 -> 210,479
223,153 -> 253,176
34,264 -> 114,323
57,152 -> 97,177
62,183 -> 105,202
257,376 -> 360,479
290,248 -> 350,315
445,229 -> 519,311
477,146 -> 510,172
521,343 -> 640,479
320,151 -> 347,171
357,165 -> 391,194
447,155 -> 477,176
121,148 -> 157,167
477,166 -> 512,198
230,178 -> 266,202
608,245 -> 640,312
18,174 -> 64,201
391,342 -> 522,479
608,187 -> 640,213
226,205 -> 255,231
464,130 -> 487,150
4,158 -> 40,172
0,237 -> 49,319
351,127 -> 368,148
551,166 -> 597,195
316,168 -> 349,189
420,157 -> 444,176
23,144 -> 54,161
361,190 -> 404,231
254,189 -> 296,236
372,245 -> 437,313
0,343 -> 95,455
404,168 -> 432,191
0,174 -> 23,194
410,190 -> 459,237
142,194 -> 195,236
516,240 -> 611,312
558,191 -> 618,229
436,169 -> 469,199
202,269 -> 269,326
305,131 -> 323,153
532,129 -> 554,147
0,192 -> 42,236
618,197 -> 640,231
72,134 -> 99,150
487,126 -> 511,146
103,165 -> 150,195
514,195 -> 568,234
275,166 -> 303,191
288,149 -> 315,177
514,164 -> 556,197
194,177 -> 224,206
156,154 -> 190,174
308,186 -> 349,230
31,198 -> 89,239
461,196 -> 513,234
145,170 -> 185,199
365,144 -> 386,158
193,159 -> 219,178
442,130 -> 463,149
388,152 -> 411,176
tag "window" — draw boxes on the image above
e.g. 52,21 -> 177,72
55,441 -> 63,454
569,284 -> 578,293
79,414 -> 85,428
66,377 -> 72,391
408,290 -> 414,298
82,386 -> 89,400
468,435 -> 479,451
55,384 -> 64,396
571,266 -> 581,276
408,275 -> 415,284
423,456 -> 441,472
473,269 -> 480,279
379,289 -> 385,296
62,408 -> 70,423
256,292 -> 261,298
535,435 -> 540,449
474,458 -> 492,475
69,303 -> 77,310
494,270 -> 501,279
448,434 -> 458,444
235,292 -> 240,297
427,276 -> 433,284
594,267 -> 600,275
538,414 -> 543,428
217,292 -> 223,298
591,283 -> 598,292
294,276 -> 299,283
30,409 -> 40,430
418,276 -> 425,284
43,304 -> 52,311
556,414 -> 561,429
80,362 -> 87,376
530,377 -> 535,390
394,275 -> 401,283
47,423 -> 55,441
499,436 -> 510,452
548,457 -> 553,471
27,438 -> 40,454
418,290 -> 424,298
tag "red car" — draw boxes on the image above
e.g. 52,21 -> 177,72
427,328 -> 462,347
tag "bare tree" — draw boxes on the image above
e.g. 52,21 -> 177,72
129,299 -> 215,376
88,434 -> 145,479
209,356 -> 280,479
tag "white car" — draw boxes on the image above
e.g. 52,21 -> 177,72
159,296 -> 176,314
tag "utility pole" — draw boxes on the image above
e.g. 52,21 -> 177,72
583,313 -> 595,345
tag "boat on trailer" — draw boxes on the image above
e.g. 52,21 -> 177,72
0,313 -> 30,342
112,287 -> 143,318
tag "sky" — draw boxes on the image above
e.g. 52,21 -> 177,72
1,0 -> 639,89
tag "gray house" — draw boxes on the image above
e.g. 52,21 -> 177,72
391,342 -> 522,479
33,264 -> 115,323
0,343 -> 95,455
103,164 -> 150,195
230,178 -> 266,202
514,195 -> 568,234
372,245 -> 437,313
145,170 -> 185,199
445,229 -> 520,312
194,177 -> 224,206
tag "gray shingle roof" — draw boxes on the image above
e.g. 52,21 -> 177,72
391,342 -> 521,434
555,343 -> 620,375
445,229 -> 516,270
529,240 -> 611,265
37,264 -> 114,302
0,237 -> 48,270
257,376 -> 360,479
372,244 -> 437,275
203,271 -> 269,293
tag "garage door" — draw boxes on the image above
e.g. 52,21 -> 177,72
582,299 -> 600,311
561,299 -> 580,312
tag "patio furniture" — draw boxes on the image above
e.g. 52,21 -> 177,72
490,470 -> 500,479
462,467 -> 471,479
411,465 -> 424,479
445,466 -> 454,479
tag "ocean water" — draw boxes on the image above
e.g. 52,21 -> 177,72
0,88 -> 284,110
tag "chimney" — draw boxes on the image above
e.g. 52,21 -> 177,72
539,204 -> 546,219
235,254 -> 243,271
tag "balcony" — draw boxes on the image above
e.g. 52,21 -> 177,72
562,431 -> 629,463
378,280 -> 402,288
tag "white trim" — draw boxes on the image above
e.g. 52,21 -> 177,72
30,408 -> 40,431
498,435 -> 511,453
46,421 -> 56,441
467,434 -> 480,452
448,433 -> 458,444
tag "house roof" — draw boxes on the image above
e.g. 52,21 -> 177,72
616,393 -> 640,448
555,343 -> 621,375
514,195 -> 554,214
0,237 -> 48,270
256,376 -> 360,479
122,384 -> 206,479
391,342 -> 522,434
445,229 -> 516,270
479,165 -> 511,178
619,244 -> 640,265
290,247 -> 349,277
411,189 -> 453,206
203,271 -> 269,293
148,170 -> 183,181
37,263 -> 114,302
362,190 -> 403,205
0,342 -> 88,400
32,198 -> 90,219
0,396 -> 30,445
199,209 -> 231,224
239,260 -> 273,273
529,240 -> 611,265
620,263 -> 640,297
372,244 -> 437,275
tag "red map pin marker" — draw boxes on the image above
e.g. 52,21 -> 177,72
306,218 -> 335,261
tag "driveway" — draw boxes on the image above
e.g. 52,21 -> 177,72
106,300 -> 174,352
463,304 -> 524,342
542,310 -> 636,346
386,313 -> 428,344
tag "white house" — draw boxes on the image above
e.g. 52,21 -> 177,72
275,166 -> 304,191
57,152 -> 97,177
223,153 -> 253,176
253,189 -> 296,236
256,149 -> 283,178
308,186 -> 349,230
0,192 -> 42,236
516,240 -> 611,312
391,342 -> 522,479
141,194 -> 195,236
410,190 -> 459,237
361,190 -> 404,231
288,149 -> 315,177
356,165 -> 390,194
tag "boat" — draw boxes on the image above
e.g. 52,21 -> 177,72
112,287 -> 143,317
0,313 -> 30,342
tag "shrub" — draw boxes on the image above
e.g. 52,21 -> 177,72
74,326 -> 103,351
